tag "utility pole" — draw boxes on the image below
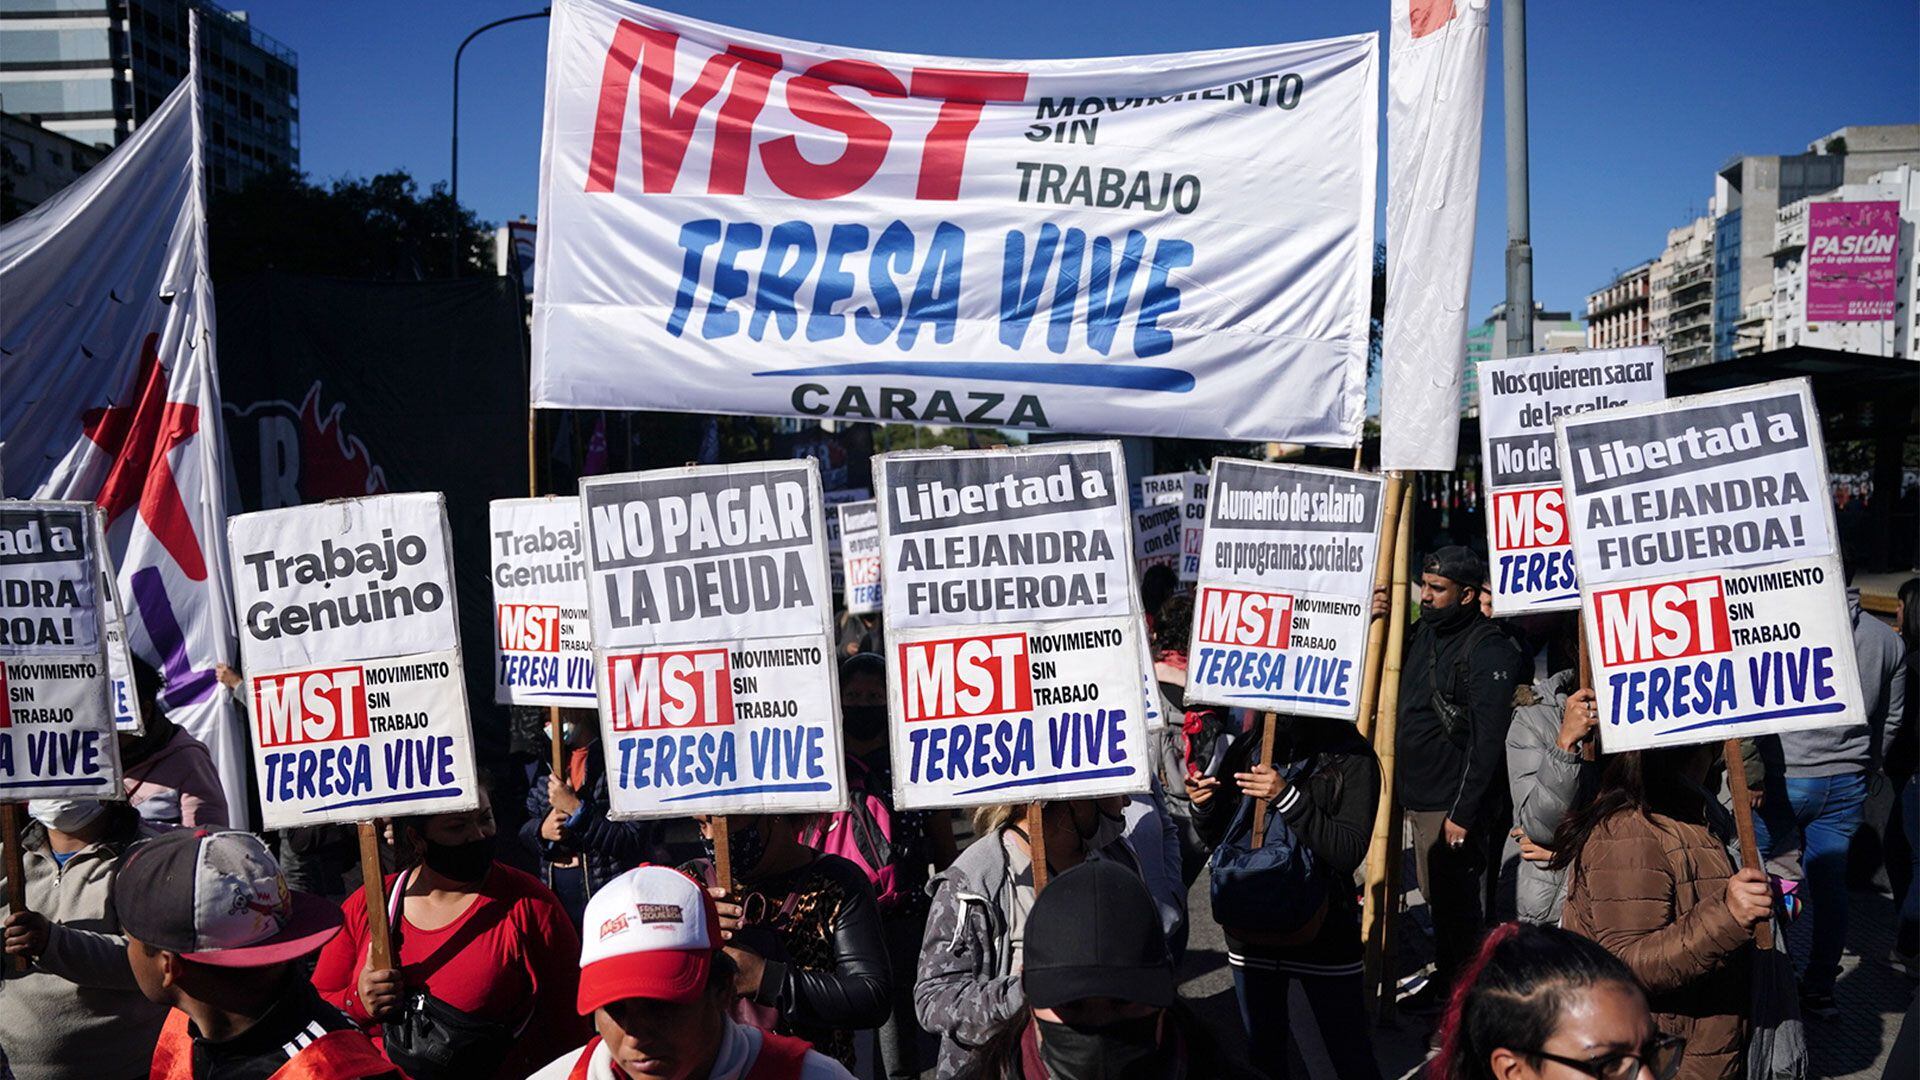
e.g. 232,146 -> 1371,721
451,9 -> 550,276
1503,0 -> 1534,358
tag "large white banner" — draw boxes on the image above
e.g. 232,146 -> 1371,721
491,497 -> 596,707
1557,379 -> 1860,751
228,495 -> 480,827
579,461 -> 846,819
0,502 -> 122,800
1478,347 -> 1665,614
533,0 -> 1377,443
875,443 -> 1151,809
0,16 -> 247,821
1184,462 -> 1383,719
1380,0 -> 1488,470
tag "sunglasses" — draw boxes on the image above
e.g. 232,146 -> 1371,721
1526,1033 -> 1686,1080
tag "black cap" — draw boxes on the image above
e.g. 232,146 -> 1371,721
1422,545 -> 1487,589
1022,860 -> 1174,1010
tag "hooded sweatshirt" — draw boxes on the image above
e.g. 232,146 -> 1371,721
0,818 -> 169,1080
119,715 -> 229,827
1766,588 -> 1909,778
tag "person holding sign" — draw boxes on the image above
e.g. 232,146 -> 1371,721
522,707 -> 661,928
684,813 -> 892,1071
1395,547 -> 1527,1013
112,828 -> 402,1080
312,785 -> 588,1079
0,799 -> 165,1080
527,865 -> 854,1080
1553,745 -> 1772,1080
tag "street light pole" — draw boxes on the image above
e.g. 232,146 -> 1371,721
451,8 -> 549,277
1503,0 -> 1533,358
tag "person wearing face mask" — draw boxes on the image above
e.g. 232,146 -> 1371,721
523,706 -> 664,928
312,784 -> 590,1079
915,796 -> 1145,1079
683,813 -> 893,1070
0,798 -> 166,1080
1393,546 -> 1527,1015
955,860 -> 1240,1080
819,652 -> 956,1080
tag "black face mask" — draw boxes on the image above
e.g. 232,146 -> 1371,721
705,821 -> 769,877
1420,598 -> 1476,631
1034,1015 -> 1166,1080
843,705 -> 887,741
422,838 -> 494,884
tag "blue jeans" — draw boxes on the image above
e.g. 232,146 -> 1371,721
1231,964 -> 1381,1080
1754,771 -> 1868,994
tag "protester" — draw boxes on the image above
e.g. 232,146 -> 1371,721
1187,711 -> 1383,1079
1504,636 -> 1600,924
1895,576 -> 1920,973
1395,546 -> 1527,1011
527,865 -> 854,1080
837,610 -> 882,657
684,813 -> 891,1070
824,651 -> 954,1080
119,656 -> 229,827
1750,565 -> 1908,1016
1140,563 -> 1180,639
915,797 -> 1141,1078
1553,745 -> 1769,1080
954,860 -> 1237,1080
0,799 -> 166,1080
1427,921 -> 1682,1080
1153,591 -> 1227,888
522,706 -> 660,927
112,828 -> 401,1079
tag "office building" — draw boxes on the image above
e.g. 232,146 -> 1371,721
1461,301 -> 1585,413
1586,260 -> 1654,350
0,109 -> 105,220
0,0 -> 298,193
1651,213 -> 1716,370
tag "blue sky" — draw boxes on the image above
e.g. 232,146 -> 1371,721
241,0 -> 1916,320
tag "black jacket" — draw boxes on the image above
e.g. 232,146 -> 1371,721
1395,610 -> 1526,826
520,742 -> 655,893
1193,714 -> 1381,968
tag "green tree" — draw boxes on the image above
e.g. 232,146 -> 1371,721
209,168 -> 492,280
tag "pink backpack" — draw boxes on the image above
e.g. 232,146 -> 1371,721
801,756 -> 900,910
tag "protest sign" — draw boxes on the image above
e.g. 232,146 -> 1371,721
1183,462 -> 1383,719
532,0 -> 1378,445
1133,504 -> 1183,576
490,497 -> 595,707
1179,477 -> 1209,582
875,442 -> 1150,809
579,461 -> 845,819
1477,347 -> 1665,614
823,488 -> 869,598
91,510 -> 141,733
228,495 -> 480,827
839,500 -> 883,616
0,501 -> 121,799
1557,379 -> 1860,751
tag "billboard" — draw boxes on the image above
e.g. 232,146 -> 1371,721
1805,200 -> 1899,322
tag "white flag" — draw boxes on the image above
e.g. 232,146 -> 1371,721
0,15 -> 246,824
1380,0 -> 1488,471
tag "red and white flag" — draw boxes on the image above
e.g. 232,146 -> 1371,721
0,16 -> 247,823
1381,0 -> 1489,471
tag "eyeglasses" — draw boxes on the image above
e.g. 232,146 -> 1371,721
1527,1033 -> 1687,1080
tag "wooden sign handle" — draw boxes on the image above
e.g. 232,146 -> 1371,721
1722,738 -> 1774,952
548,705 -> 565,781
712,815 -> 733,894
358,820 -> 393,971
1250,711 -> 1281,849
2,803 -> 29,974
1028,801 -> 1048,893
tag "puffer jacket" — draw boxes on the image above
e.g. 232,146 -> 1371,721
1506,670 -> 1595,923
914,826 -> 1143,1078
1560,809 -> 1752,1080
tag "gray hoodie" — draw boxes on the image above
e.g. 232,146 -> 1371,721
1505,670 -> 1595,924
0,819 -> 168,1080
1770,588 -> 1909,778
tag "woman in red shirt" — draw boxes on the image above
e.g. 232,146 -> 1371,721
312,786 -> 590,1079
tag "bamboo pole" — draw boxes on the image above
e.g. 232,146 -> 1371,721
3,804 -> 29,974
358,821 -> 393,971
1356,474 -> 1408,742
1361,477 -> 1414,1019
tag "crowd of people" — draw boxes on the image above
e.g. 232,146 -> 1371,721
0,545 -> 1912,1080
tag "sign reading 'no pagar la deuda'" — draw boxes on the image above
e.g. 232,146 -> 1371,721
875,442 -> 1151,810
1556,378 -> 1862,753
228,494 -> 480,828
579,460 -> 846,819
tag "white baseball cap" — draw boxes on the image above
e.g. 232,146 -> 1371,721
577,865 -> 719,1013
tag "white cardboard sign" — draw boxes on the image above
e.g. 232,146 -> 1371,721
490,497 -> 595,707
838,500 -> 883,616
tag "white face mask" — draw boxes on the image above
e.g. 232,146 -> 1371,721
29,799 -> 106,834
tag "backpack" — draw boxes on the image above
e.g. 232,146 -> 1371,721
800,755 -> 900,910
1207,755 -> 1328,943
